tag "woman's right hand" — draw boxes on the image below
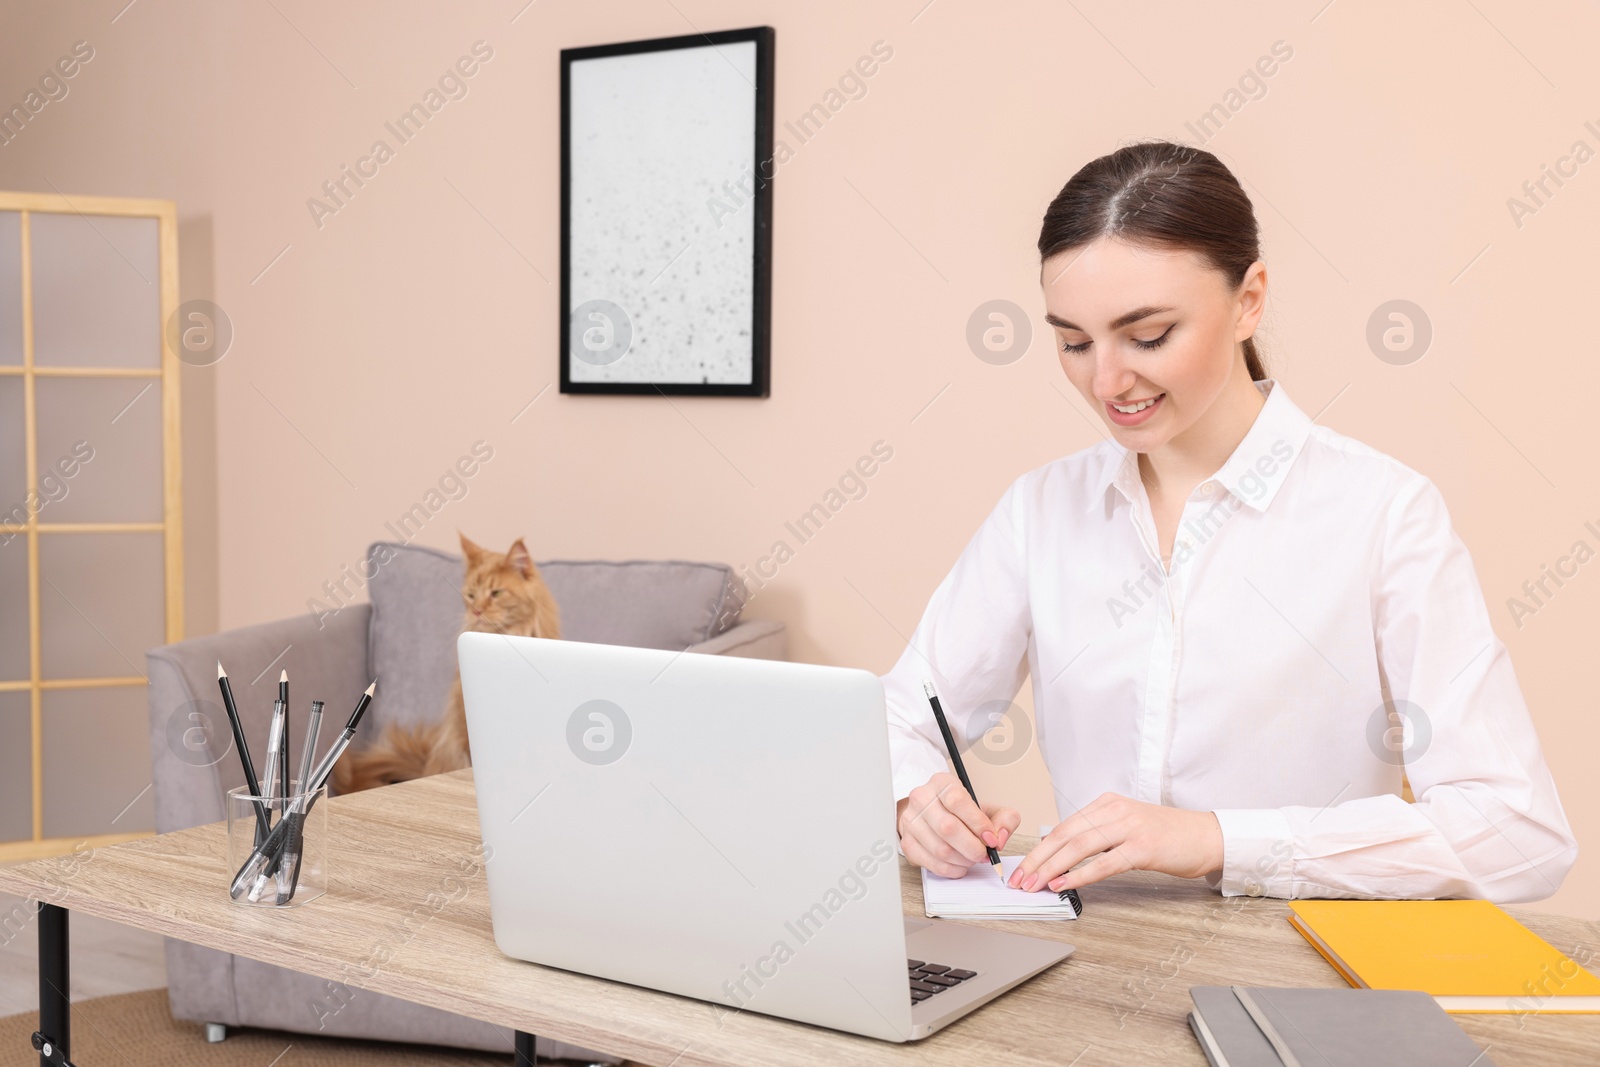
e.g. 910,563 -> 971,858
896,771 -> 1021,878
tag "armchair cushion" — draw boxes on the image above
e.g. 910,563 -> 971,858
364,542 -> 741,730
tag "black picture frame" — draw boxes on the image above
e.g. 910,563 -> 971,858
559,26 -> 774,397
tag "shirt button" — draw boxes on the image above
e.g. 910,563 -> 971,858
1201,482 -> 1215,495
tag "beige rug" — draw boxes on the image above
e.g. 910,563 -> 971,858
0,989 -> 625,1065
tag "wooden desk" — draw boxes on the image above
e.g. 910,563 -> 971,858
2,770 -> 1595,1066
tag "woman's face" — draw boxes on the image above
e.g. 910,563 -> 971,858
1040,237 -> 1265,452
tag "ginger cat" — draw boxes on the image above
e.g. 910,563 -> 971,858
331,533 -> 561,794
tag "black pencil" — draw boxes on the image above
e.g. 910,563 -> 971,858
921,679 -> 1004,882
921,679 -> 1083,915
217,661 -> 270,840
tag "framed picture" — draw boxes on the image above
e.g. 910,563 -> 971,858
560,26 -> 775,397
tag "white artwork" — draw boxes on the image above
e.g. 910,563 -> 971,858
562,30 -> 772,395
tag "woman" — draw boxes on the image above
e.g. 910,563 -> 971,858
885,141 -> 1578,902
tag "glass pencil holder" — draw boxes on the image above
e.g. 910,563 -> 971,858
226,781 -> 328,908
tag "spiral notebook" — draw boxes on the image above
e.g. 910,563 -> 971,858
921,857 -> 1082,919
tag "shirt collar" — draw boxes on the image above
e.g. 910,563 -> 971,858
1084,378 -> 1313,514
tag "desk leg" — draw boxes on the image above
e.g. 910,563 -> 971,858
35,903 -> 73,1067
514,1029 -> 536,1066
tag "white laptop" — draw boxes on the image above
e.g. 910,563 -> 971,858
458,632 -> 1074,1042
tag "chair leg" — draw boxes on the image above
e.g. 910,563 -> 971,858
514,1030 -> 536,1065
204,1023 -> 228,1043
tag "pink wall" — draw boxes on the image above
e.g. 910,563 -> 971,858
3,1 -> 1596,918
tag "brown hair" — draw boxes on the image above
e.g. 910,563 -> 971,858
1037,141 -> 1266,381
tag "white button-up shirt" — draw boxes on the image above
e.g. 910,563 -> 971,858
883,378 -> 1578,902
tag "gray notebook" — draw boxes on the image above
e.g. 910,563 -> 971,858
1188,985 -> 1496,1067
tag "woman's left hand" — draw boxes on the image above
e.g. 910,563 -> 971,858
1009,792 -> 1224,893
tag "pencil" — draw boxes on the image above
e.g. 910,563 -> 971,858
278,669 -> 290,808
217,661 -> 270,841
920,679 -> 1083,915
921,679 -> 1004,882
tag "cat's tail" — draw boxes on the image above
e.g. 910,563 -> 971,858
329,720 -> 449,795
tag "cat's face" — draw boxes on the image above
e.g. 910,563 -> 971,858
458,536 -> 552,636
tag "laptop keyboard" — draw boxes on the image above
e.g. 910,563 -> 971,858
908,959 -> 977,1003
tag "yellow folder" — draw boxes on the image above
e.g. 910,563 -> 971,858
1287,899 -> 1600,1013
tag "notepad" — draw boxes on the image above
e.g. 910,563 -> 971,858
1188,985 -> 1497,1067
921,857 -> 1080,919
1288,899 -> 1600,1013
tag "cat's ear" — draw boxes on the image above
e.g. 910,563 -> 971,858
459,531 -> 485,561
505,538 -> 533,578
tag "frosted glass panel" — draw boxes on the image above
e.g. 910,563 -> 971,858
0,691 -> 29,841
42,686 -> 153,838
34,377 -> 162,523
0,531 -> 27,681
31,212 -> 159,368
0,376 -> 22,523
0,212 -> 19,365
39,531 -> 164,679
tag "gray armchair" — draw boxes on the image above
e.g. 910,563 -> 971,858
145,544 -> 782,1060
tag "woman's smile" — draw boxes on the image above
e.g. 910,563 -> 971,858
1105,392 -> 1165,425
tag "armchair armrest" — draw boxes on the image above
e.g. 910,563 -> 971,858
685,618 -> 786,659
145,604 -> 372,834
